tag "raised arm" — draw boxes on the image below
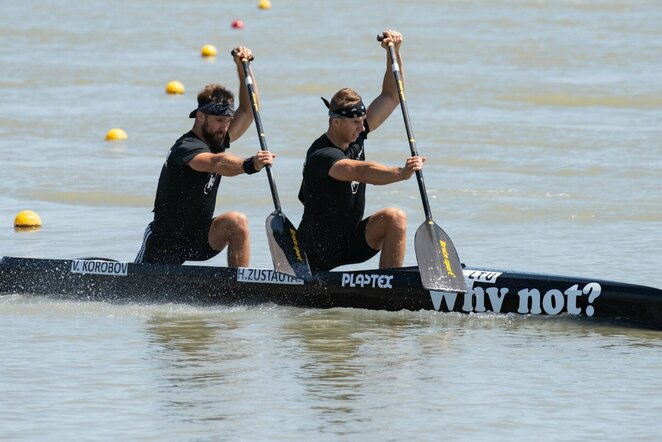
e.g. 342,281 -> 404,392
228,46 -> 257,142
365,30 -> 403,132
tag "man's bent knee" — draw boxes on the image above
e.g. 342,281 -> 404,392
209,212 -> 249,250
378,207 -> 407,230
225,211 -> 249,232
366,208 -> 407,250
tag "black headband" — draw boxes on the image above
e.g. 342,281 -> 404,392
321,97 -> 366,119
189,101 -> 235,118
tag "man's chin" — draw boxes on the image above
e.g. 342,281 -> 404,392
207,135 -> 226,150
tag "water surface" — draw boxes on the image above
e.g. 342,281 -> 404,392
1,1 -> 661,440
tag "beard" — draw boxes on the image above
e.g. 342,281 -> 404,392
201,120 -> 227,151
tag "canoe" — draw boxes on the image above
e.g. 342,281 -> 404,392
1,256 -> 660,329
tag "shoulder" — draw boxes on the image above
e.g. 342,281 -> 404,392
308,133 -> 332,151
307,134 -> 342,160
306,147 -> 345,175
173,131 -> 206,151
309,146 -> 344,161
304,136 -> 344,176
168,131 -> 209,165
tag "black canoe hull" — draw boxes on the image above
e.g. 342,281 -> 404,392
1,256 -> 661,329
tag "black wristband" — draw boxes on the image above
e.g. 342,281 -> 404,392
242,157 -> 258,175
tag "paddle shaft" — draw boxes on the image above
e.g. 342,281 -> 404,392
239,59 -> 283,212
230,52 -> 311,279
384,43 -> 434,222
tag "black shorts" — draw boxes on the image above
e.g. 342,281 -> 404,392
304,217 -> 379,271
134,221 -> 220,265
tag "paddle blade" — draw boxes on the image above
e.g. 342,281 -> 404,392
414,221 -> 467,293
266,211 -> 312,281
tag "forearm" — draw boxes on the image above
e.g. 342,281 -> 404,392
358,161 -> 406,185
209,153 -> 247,177
382,46 -> 403,100
228,59 -> 257,141
235,62 -> 256,114
367,44 -> 403,130
248,69 -> 259,108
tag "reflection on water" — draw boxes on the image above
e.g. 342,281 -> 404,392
1,298 -> 660,440
279,309 -> 457,422
143,311 -> 242,424
146,314 -> 224,356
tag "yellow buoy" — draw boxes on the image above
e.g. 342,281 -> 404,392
201,44 -> 218,57
258,0 -> 272,10
165,80 -> 185,94
14,210 -> 42,229
105,128 -> 128,141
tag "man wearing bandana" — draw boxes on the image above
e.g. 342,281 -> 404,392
136,47 -> 274,266
297,30 -> 425,271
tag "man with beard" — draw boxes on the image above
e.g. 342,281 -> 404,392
136,47 -> 274,266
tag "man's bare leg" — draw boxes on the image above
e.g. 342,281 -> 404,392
208,211 -> 250,267
365,207 -> 407,269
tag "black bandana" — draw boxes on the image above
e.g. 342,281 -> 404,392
321,97 -> 366,119
189,101 -> 235,118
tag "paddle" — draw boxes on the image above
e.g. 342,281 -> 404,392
377,35 -> 466,293
232,51 -> 312,280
